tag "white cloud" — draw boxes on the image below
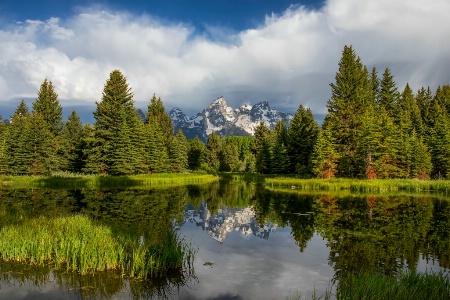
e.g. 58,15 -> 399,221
1,0 -> 450,117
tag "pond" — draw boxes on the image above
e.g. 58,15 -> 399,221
0,180 -> 449,299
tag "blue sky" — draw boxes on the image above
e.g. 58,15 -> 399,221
0,1 -> 323,30
1,0 -> 449,122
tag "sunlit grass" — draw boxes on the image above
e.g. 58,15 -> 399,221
336,270 -> 450,300
0,215 -> 195,279
266,177 -> 450,194
0,173 -> 218,189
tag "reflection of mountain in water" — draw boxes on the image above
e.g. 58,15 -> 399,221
180,203 -> 277,243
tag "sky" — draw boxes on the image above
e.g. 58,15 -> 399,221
1,0 -> 450,122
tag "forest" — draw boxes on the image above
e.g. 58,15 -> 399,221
0,45 -> 450,179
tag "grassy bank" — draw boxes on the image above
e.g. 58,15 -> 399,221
266,177 -> 450,194
0,172 -> 218,189
0,215 -> 194,279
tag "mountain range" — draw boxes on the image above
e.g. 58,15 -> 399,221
166,97 -> 293,141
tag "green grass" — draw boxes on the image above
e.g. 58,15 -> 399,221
336,270 -> 450,300
0,172 -> 218,189
265,177 -> 450,194
0,215 -> 195,279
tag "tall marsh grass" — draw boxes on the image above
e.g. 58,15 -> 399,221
336,270 -> 450,300
0,173 -> 218,189
0,215 -> 194,279
266,178 -> 450,194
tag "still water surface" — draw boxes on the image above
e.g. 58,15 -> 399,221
0,181 -> 448,299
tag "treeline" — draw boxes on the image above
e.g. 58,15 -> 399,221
249,46 -> 450,179
0,71 -> 190,175
1,46 -> 450,178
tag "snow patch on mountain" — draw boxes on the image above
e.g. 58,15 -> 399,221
170,97 -> 293,141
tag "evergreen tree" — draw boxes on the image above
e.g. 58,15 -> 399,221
219,139 -> 239,172
416,86 -> 434,129
0,117 -> 8,174
286,105 -> 319,175
146,94 -> 174,145
311,128 -> 339,179
428,105 -> 450,178
205,132 -> 221,171
7,101 -> 32,175
409,131 -> 432,179
27,112 -> 56,175
169,130 -> 188,173
143,123 -> 169,173
85,70 -> 144,174
187,136 -> 206,170
33,79 -> 63,135
322,45 -> 372,177
109,118 -> 134,175
370,67 -> 380,104
252,122 -> 271,174
398,84 -> 423,135
271,142 -> 289,174
60,110 -> 84,172
379,68 -> 400,118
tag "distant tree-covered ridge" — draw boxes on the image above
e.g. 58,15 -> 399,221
1,46 -> 450,178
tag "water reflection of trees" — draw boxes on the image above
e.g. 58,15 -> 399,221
0,261 -> 194,300
2,184 -> 450,292
314,194 -> 438,277
252,189 -> 450,277
0,187 -> 198,299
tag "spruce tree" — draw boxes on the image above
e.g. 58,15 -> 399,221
219,139 -> 239,172
271,142 -> 289,174
311,128 -> 339,179
322,45 -> 372,177
146,94 -> 174,145
27,112 -> 55,175
252,122 -> 271,174
205,132 -> 221,171
144,121 -> 169,173
60,110 -> 84,172
187,136 -> 206,170
86,70 -> 144,174
379,68 -> 400,118
7,101 -> 32,175
286,105 -> 319,175
33,79 -> 63,135
169,129 -> 188,173
0,117 -> 8,174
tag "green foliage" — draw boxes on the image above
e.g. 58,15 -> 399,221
379,67 -> 400,118
0,215 -> 194,279
311,128 -> 339,178
337,270 -> 450,300
205,132 -> 221,171
60,111 -> 84,172
187,136 -> 206,170
323,45 -> 372,177
33,79 -> 63,135
169,130 -> 188,173
287,105 -> 319,176
85,70 -> 145,175
252,122 -> 272,174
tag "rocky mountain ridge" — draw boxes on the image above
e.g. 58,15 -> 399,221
169,97 -> 293,141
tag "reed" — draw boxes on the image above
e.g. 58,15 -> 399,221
0,173 -> 218,189
336,270 -> 450,300
266,177 -> 450,194
0,215 -> 194,279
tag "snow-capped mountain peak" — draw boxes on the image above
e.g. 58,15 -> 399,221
170,97 -> 293,141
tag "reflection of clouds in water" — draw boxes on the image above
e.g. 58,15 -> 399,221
178,221 -> 333,299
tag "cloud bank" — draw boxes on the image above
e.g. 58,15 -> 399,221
1,0 -> 450,117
